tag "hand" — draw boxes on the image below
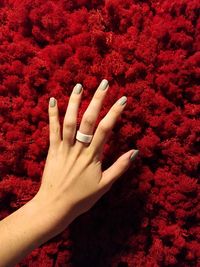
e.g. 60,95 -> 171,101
33,79 -> 139,235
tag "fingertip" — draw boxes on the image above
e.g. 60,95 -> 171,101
129,149 -> 139,162
49,97 -> 57,108
73,83 -> 83,94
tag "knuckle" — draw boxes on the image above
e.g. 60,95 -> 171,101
49,109 -> 57,117
51,125 -> 60,134
111,106 -> 120,116
93,93 -> 102,101
64,119 -> 75,129
70,95 -> 78,104
98,121 -> 110,133
83,114 -> 95,127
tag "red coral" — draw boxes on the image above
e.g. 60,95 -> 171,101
0,0 -> 199,266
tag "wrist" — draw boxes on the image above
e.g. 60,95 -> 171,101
30,191 -> 76,238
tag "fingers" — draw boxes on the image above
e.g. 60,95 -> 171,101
75,79 -> 109,149
62,83 -> 83,146
98,150 -> 139,190
48,97 -> 61,149
89,96 -> 127,159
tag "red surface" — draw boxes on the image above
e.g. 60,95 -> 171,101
0,0 -> 200,266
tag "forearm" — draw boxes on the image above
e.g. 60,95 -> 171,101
0,195 -> 73,267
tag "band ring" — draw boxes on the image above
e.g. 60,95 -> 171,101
76,130 -> 93,143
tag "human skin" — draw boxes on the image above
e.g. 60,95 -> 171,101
0,79 -> 139,266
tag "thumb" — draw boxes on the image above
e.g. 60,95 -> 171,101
99,149 -> 139,189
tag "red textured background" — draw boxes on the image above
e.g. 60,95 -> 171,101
0,0 -> 200,266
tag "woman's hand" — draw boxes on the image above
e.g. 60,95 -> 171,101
33,79 -> 139,236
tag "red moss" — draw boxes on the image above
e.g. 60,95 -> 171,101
0,0 -> 199,266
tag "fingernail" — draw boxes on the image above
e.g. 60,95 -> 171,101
99,79 -> 109,90
73,83 -> 82,94
130,150 -> 139,161
117,96 -> 127,105
49,97 -> 56,107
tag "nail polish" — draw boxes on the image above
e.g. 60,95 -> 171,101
130,150 -> 139,161
118,96 -> 127,105
49,97 -> 56,107
73,83 -> 82,94
99,79 -> 109,90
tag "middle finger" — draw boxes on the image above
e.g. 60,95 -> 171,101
75,79 -> 109,149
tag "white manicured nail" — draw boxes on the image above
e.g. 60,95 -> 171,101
73,83 -> 82,94
117,96 -> 127,105
130,150 -> 139,161
99,79 -> 109,90
49,97 -> 56,107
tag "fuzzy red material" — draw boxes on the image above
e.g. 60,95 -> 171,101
0,0 -> 200,266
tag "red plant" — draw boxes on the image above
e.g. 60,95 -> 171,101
0,0 -> 199,266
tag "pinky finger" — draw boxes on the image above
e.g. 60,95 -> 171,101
48,97 -> 61,149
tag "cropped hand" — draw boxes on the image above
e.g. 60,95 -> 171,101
34,79 -> 139,236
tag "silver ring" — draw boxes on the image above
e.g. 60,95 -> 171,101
76,130 -> 93,143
